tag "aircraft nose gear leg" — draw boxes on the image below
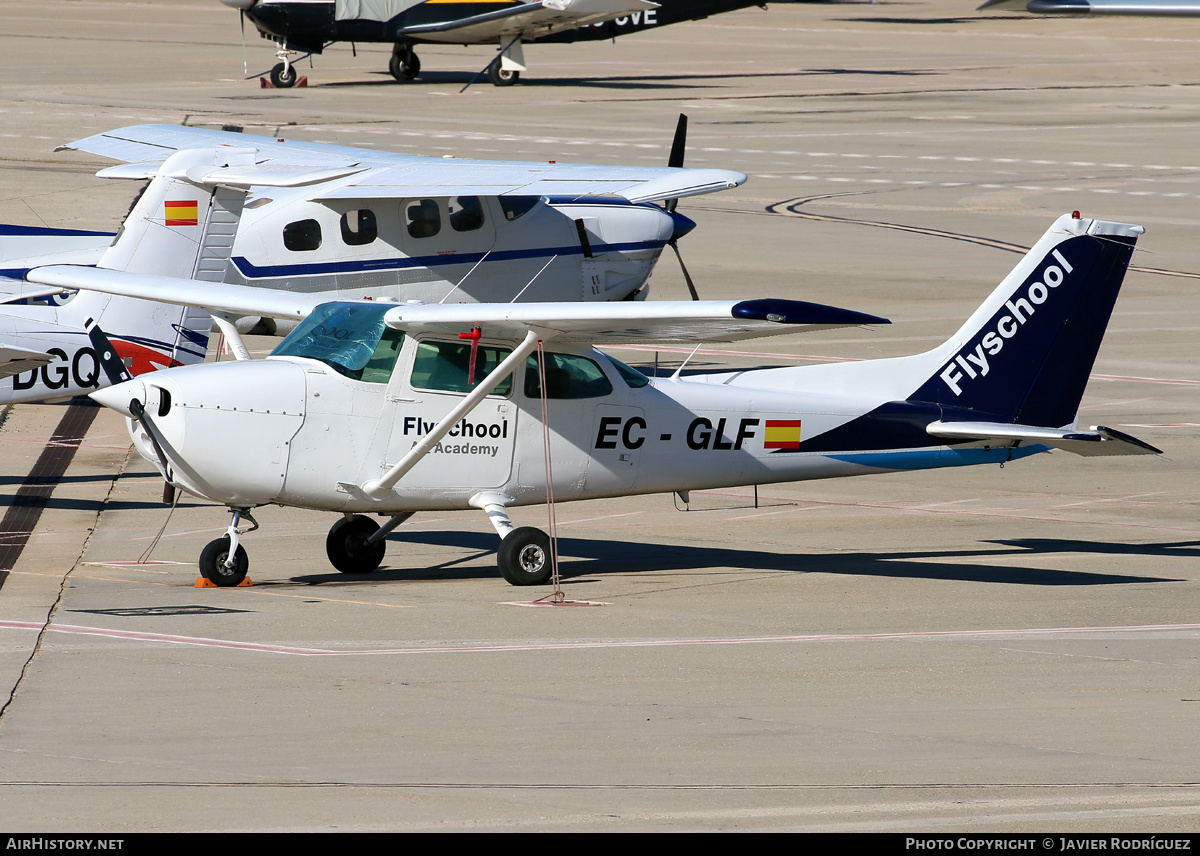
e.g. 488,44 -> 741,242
270,44 -> 296,88
198,509 -> 257,587
389,44 -> 420,81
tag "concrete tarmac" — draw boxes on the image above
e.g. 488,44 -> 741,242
0,0 -> 1199,832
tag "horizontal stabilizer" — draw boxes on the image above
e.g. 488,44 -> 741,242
927,421 -> 1161,456
0,344 -> 54,380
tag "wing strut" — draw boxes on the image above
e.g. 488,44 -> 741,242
360,331 -> 538,499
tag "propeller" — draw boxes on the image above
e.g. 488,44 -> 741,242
662,114 -> 700,300
86,320 -> 176,501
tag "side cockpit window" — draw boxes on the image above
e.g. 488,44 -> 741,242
498,196 -> 539,222
410,340 -> 513,396
448,196 -> 485,232
524,353 -> 613,400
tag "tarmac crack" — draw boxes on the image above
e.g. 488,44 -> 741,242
0,403 -> 129,731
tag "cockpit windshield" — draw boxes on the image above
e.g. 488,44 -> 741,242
271,302 -> 403,383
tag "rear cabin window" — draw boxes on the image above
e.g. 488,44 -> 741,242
410,340 -> 513,396
524,353 -> 613,400
448,196 -> 485,232
340,209 -> 377,246
405,199 -> 441,239
606,355 -> 651,388
283,219 -> 322,252
271,303 -> 402,384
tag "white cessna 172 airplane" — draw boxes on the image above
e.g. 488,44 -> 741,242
0,120 -> 738,402
28,210 -> 1160,587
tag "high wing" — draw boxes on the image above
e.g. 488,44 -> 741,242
376,299 -> 888,343
26,266 -> 888,345
978,0 -> 1200,13
398,0 -> 660,43
60,124 -> 746,205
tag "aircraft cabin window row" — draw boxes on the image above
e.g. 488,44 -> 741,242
285,197 -> 492,253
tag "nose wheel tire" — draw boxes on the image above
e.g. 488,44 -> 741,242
327,515 -> 386,574
199,536 -> 249,587
497,526 -> 552,586
270,62 -> 297,88
389,50 -> 420,81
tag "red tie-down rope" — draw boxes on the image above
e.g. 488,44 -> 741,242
535,338 -> 563,603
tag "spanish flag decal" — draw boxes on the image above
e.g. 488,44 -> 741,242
764,419 -> 802,450
164,200 -> 199,227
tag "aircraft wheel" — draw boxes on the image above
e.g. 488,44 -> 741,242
497,526 -> 552,586
326,515 -> 386,574
199,536 -> 249,587
389,50 -> 420,81
486,63 -> 519,87
270,62 -> 297,88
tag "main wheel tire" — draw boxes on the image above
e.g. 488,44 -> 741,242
486,63 -> 519,87
270,62 -> 297,88
388,50 -> 420,81
199,536 -> 249,587
497,526 -> 552,586
326,515 -> 386,574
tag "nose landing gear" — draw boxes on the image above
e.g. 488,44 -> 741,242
198,509 -> 257,587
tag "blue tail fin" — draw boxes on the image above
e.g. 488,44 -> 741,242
907,214 -> 1141,427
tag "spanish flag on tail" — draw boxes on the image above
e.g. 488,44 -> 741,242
164,199 -> 199,227
763,419 -> 802,450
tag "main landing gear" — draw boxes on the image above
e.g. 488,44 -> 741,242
196,505 -> 554,587
486,61 -> 519,87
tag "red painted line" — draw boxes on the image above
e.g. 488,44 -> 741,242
4,620 -> 1199,658
1092,374 -> 1200,386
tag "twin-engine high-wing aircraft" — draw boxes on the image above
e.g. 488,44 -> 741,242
979,0 -> 1200,14
220,0 -> 761,87
37,213 -> 1161,587
12,122 -> 740,323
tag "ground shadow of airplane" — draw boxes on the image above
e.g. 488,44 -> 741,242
303,67 -> 938,92
282,530 -> 1192,587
